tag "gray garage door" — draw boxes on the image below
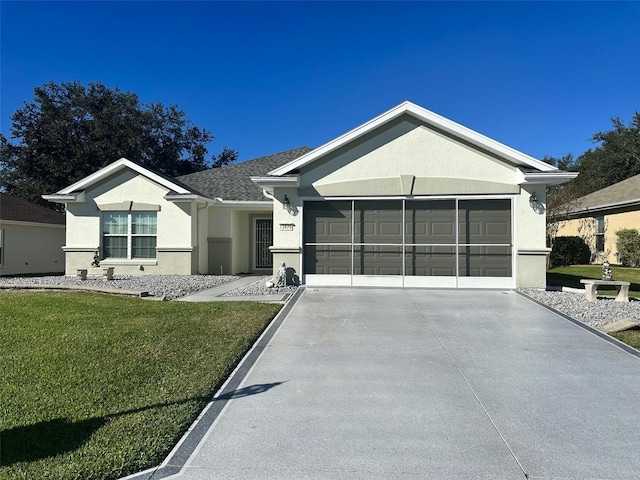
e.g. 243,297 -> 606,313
303,199 -> 512,287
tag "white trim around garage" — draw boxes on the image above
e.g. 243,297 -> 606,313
300,195 -> 516,289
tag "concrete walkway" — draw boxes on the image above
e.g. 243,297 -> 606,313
130,288 -> 640,480
176,276 -> 289,302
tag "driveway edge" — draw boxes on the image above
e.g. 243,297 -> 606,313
120,287 -> 306,480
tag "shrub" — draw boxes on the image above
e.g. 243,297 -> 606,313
616,228 -> 640,266
550,236 -> 591,267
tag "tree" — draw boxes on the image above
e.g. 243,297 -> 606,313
544,112 -> 640,253
542,153 -> 577,171
0,81 -> 234,207
543,154 -> 580,252
211,146 -> 239,168
568,112 -> 640,197
616,228 -> 640,267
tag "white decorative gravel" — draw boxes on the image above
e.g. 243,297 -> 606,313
220,278 -> 298,297
0,275 -> 241,301
520,288 -> 640,329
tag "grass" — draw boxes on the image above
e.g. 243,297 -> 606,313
547,265 -> 640,299
0,291 -> 282,480
610,330 -> 640,350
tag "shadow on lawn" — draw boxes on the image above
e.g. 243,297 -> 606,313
547,272 -> 640,292
1,382 -> 284,466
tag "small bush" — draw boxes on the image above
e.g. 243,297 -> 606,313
550,236 -> 591,267
616,228 -> 640,266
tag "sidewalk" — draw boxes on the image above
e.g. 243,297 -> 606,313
175,275 -> 290,302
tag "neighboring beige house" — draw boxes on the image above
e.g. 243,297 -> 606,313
554,174 -> 640,264
44,101 -> 576,288
0,194 -> 66,276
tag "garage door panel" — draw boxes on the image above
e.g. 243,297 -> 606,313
304,245 -> 351,275
329,223 -> 350,237
431,222 -> 455,237
458,246 -> 512,277
405,246 -> 456,277
355,200 -> 402,244
354,246 -> 402,275
304,201 -> 352,244
379,222 -> 402,237
459,199 -> 511,245
406,200 -> 455,244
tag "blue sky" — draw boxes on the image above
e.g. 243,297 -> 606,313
2,1 -> 639,164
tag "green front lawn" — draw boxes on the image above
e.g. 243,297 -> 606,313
0,292 -> 281,480
547,265 -> 640,299
610,330 -> 640,350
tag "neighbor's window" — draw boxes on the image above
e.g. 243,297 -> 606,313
595,216 -> 605,253
102,212 -> 157,259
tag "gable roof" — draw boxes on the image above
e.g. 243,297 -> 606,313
177,147 -> 313,202
56,158 -> 195,196
268,101 -> 561,177
0,194 -> 66,225
43,148 -> 314,206
569,174 -> 640,214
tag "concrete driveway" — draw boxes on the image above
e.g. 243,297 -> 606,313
159,288 -> 640,480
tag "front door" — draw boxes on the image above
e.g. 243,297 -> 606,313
254,218 -> 273,270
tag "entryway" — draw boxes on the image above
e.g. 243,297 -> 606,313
254,218 -> 273,270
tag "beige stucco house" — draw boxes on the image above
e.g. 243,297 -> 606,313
0,194 -> 66,276
554,174 -> 640,264
44,101 -> 576,288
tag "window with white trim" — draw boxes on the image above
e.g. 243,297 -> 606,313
102,212 -> 157,259
595,216 -> 605,253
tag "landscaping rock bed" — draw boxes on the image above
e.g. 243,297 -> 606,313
220,277 -> 298,297
520,288 -> 640,329
0,274 -> 241,300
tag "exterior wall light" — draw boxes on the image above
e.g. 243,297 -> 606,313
530,192 -> 538,203
283,195 -> 290,209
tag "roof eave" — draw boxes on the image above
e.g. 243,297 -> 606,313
211,199 -> 272,208
164,193 -> 217,204
42,192 -> 86,203
518,171 -> 579,185
568,199 -> 640,216
250,176 -> 300,188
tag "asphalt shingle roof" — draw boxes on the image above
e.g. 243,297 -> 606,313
0,194 -> 66,225
176,147 -> 313,201
572,174 -> 640,212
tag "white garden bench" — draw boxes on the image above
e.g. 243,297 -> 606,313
580,279 -> 630,303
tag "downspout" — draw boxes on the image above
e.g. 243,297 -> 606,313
261,189 -> 276,202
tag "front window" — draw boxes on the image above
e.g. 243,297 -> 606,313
595,216 -> 605,253
103,212 -> 157,259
